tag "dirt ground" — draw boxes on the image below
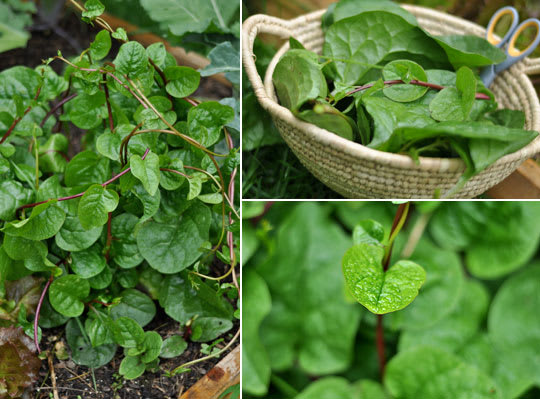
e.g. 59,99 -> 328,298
1,6 -> 237,399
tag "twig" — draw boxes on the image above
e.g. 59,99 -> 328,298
47,352 -> 60,399
34,275 -> 53,353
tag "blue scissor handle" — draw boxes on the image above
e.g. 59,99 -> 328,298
485,6 -> 519,48
495,18 -> 540,73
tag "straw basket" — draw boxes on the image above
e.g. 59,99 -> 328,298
242,5 -> 540,198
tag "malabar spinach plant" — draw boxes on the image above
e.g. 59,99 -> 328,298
0,0 -> 239,385
272,0 -> 538,195
242,201 -> 540,399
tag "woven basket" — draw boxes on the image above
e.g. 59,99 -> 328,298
242,5 -> 540,198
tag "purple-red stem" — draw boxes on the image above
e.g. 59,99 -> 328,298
376,202 -> 410,379
34,274 -> 53,353
1,87 -> 42,144
18,148 -> 150,213
40,93 -> 78,128
346,79 -> 491,100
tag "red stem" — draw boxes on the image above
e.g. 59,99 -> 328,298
346,79 -> 491,100
1,87 -> 42,144
18,148 -> 150,213
160,167 -> 192,179
376,202 -> 410,379
40,93 -> 78,128
34,274 -> 53,353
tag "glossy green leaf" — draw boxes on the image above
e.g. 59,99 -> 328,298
130,152 -> 160,196
0,180 -> 33,221
137,202 -> 211,273
68,92 -> 105,129
71,245 -> 107,278
159,274 -> 234,324
112,317 -> 145,348
141,331 -> 162,363
65,318 -> 116,368
55,214 -> 103,251
119,355 -> 145,380
89,29 -> 111,60
82,0 -> 105,19
64,151 -> 110,188
342,244 -> 426,314
3,201 -> 66,241
385,346 -> 501,399
352,220 -> 385,246
110,289 -> 156,327
114,41 -> 148,77
160,335 -> 187,359
191,317 -> 232,342
330,0 -> 418,26
96,132 -> 121,161
85,309 -> 115,347
188,101 -> 235,147
200,41 -> 240,85
146,42 -> 166,67
110,213 -> 144,268
273,50 -> 327,112
295,377 -> 356,399
49,275 -> 90,317
297,102 -> 356,141
38,134 -> 68,173
433,35 -> 506,69
78,184 -> 119,230
164,66 -> 200,98
382,60 -> 428,102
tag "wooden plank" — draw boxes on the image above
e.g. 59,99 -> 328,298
487,159 -> 540,199
180,346 -> 240,399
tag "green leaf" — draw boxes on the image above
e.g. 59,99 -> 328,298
342,244 -> 426,314
111,317 -> 145,348
191,317 -> 232,342
399,279 -> 488,352
3,234 -> 47,261
114,41 -> 148,77
71,245 -> 107,278
82,0 -> 105,19
433,35 -> 506,69
141,331 -> 162,363
146,42 -> 166,67
382,60 -> 428,102
297,101 -> 357,141
96,132 -> 121,161
273,50 -> 327,112
388,238 -> 463,330
3,201 -> 66,241
429,87 -> 465,122
55,214 -> 103,252
130,152 -> 160,196
89,30 -> 111,60
64,151 -> 110,188
257,203 -> 361,375
200,41 -> 240,85
323,12 -> 446,86
66,319 -> 116,368
484,109 -> 525,129
0,180 -> 33,221
112,27 -> 127,41
352,220 -> 385,246
456,66 -> 476,119
110,213 -> 144,268
385,346 -> 501,399
242,270 -> 272,396
331,0 -> 418,26
188,101 -> 235,147
38,134 -> 68,173
130,183 -> 160,226
49,275 -> 90,317
489,262 -> 540,399
137,202 -> 211,273
78,184 -> 119,230
159,274 -> 234,324
164,66 -> 200,98
140,0 -> 238,36
119,355 -> 145,380
160,335 -> 187,358
295,377 -> 356,399
110,289 -> 156,327
68,92 -> 105,129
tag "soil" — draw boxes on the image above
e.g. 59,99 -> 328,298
2,5 -> 237,399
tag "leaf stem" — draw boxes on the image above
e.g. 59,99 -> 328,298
34,274 -> 54,353
376,202 -> 411,379
271,374 -> 299,398
0,86 -> 42,144
346,79 -> 491,100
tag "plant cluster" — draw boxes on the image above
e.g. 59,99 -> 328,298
0,0 -> 36,53
271,0 -> 538,195
242,201 -> 540,399
0,0 -> 239,389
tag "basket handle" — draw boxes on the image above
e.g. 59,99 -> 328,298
524,57 -> 540,75
242,14 -> 294,107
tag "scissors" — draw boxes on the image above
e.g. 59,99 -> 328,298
480,6 -> 540,87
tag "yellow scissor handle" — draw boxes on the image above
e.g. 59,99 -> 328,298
507,20 -> 540,57
487,7 -> 517,46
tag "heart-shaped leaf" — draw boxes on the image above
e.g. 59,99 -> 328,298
342,243 -> 426,314
49,275 -> 90,317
